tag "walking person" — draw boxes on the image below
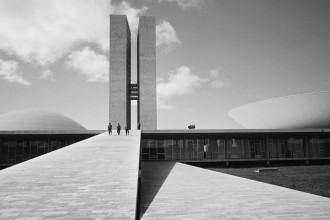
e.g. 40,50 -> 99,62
117,123 -> 121,135
137,122 -> 141,130
125,125 -> 129,135
203,140 -> 208,159
108,122 -> 112,135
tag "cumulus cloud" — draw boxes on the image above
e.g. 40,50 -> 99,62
208,67 -> 228,88
0,0 -> 182,84
157,66 -> 228,109
157,66 -> 206,109
0,0 -> 147,66
66,47 -> 108,82
209,68 -> 220,78
0,0 -> 111,65
157,66 -> 204,99
159,0 -> 205,10
0,59 -> 31,85
156,20 -> 181,49
40,69 -> 55,81
111,1 -> 148,38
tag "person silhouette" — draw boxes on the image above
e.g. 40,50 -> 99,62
108,122 -> 112,135
117,123 -> 121,135
204,142 -> 207,159
137,122 -> 141,130
125,125 -> 129,135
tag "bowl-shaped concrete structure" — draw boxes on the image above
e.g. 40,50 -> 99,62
0,109 -> 86,131
228,91 -> 330,129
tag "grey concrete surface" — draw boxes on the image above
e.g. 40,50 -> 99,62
141,161 -> 330,219
110,14 -> 131,127
0,131 -> 141,219
137,16 -> 157,130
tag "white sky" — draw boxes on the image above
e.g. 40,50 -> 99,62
0,0 -> 329,130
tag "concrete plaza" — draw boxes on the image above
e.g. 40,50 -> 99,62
0,132 -> 329,219
0,132 -> 140,219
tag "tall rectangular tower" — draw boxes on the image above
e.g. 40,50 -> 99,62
109,15 -> 131,128
137,16 -> 157,130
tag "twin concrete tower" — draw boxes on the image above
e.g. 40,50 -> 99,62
109,15 -> 157,130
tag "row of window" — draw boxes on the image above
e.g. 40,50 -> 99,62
0,139 -> 76,164
2,136 -> 330,164
141,137 -> 330,161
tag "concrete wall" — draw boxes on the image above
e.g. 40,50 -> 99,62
138,16 -> 157,130
109,15 -> 131,128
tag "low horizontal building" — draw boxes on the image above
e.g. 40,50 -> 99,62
0,110 -> 102,168
1,109 -> 329,168
141,129 -> 330,163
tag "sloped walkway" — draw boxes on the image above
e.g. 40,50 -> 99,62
0,131 -> 141,219
141,161 -> 330,219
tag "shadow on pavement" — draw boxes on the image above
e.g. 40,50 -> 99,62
139,161 -> 176,219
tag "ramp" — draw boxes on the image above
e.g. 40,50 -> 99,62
0,131 -> 141,219
140,162 -> 330,219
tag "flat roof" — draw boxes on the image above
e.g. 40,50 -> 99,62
142,128 -> 330,134
1,129 -> 329,136
0,130 -> 105,135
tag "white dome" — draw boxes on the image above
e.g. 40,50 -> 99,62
228,91 -> 330,129
0,109 -> 86,131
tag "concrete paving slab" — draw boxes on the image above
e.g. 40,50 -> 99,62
141,161 -> 330,219
0,131 -> 141,219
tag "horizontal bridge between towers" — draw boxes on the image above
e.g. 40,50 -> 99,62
130,83 -> 139,100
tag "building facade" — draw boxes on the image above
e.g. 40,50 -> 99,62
141,129 -> 330,163
109,15 -> 131,128
2,129 -> 329,168
0,131 -> 101,169
109,15 -> 157,130
138,16 -> 157,130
